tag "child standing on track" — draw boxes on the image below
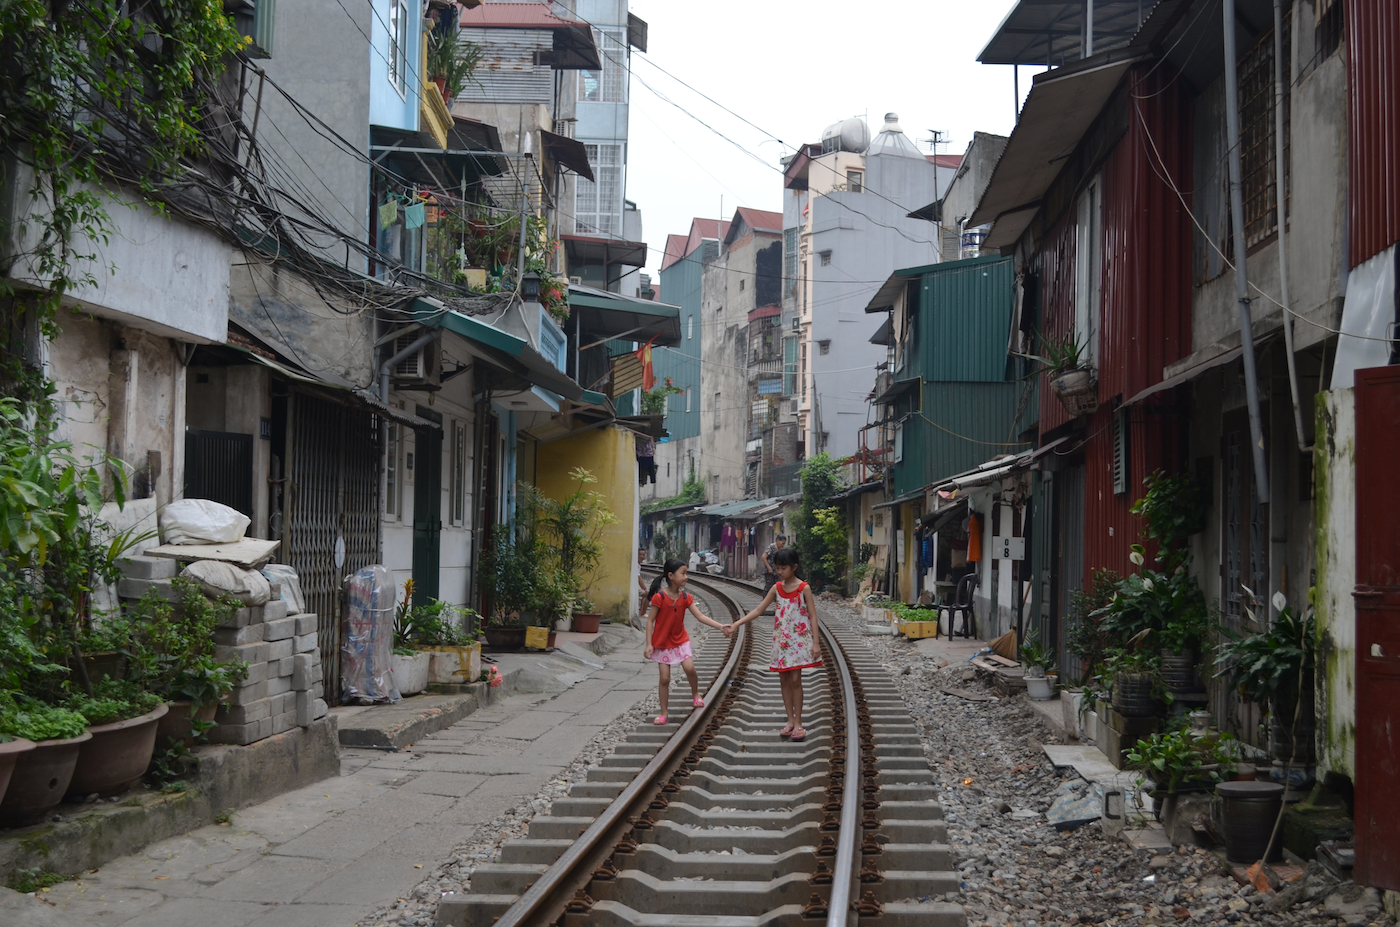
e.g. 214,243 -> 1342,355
731,547 -> 822,741
645,558 -> 729,725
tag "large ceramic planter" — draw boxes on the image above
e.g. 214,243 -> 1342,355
67,703 -> 168,799
390,652 -> 431,696
1026,675 -> 1055,701
1050,367 -> 1100,416
424,643 -> 482,686
571,613 -> 602,634
483,627 -> 527,651
1112,672 -> 1156,717
0,738 -> 37,809
0,732 -> 91,826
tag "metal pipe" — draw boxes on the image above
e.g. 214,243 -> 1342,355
1086,0 -> 1095,56
1274,0 -> 1310,452
1223,0 -> 1271,504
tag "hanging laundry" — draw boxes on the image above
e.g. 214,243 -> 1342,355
403,201 -> 426,230
379,198 -> 399,229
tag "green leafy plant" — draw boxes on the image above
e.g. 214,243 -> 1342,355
398,596 -> 480,648
1213,597 -> 1315,707
1064,568 -> 1119,684
64,684 -> 161,726
1127,724 -> 1239,794
426,30 -> 483,99
793,453 -> 847,588
640,377 -> 683,417
643,459 -> 707,514
1131,469 -> 1209,568
0,699 -> 88,741
1020,329 -> 1090,373
1019,630 -> 1054,674
540,468 -> 616,607
9,867 -> 70,893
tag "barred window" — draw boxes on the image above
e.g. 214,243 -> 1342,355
783,227 -> 799,299
579,28 -> 627,103
575,143 -> 623,235
1239,14 -> 1290,248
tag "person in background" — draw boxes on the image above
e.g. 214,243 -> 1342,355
762,534 -> 788,589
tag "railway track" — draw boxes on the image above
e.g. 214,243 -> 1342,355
436,571 -> 964,927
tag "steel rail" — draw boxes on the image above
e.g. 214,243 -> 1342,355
489,578 -> 748,927
680,571 -> 866,926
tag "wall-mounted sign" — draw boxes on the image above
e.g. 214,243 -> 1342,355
991,536 -> 1025,561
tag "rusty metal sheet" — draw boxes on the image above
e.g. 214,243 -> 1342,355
1346,0 -> 1400,267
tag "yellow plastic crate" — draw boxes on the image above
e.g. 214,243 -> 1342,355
903,620 -> 939,639
524,626 -> 551,650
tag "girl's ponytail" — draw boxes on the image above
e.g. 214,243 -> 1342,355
647,558 -> 687,602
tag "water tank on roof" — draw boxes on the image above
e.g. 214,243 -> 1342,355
821,116 -> 869,154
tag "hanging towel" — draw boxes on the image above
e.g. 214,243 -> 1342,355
379,198 -> 399,229
403,201 -> 426,230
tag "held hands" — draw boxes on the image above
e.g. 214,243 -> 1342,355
644,644 -> 654,659
721,623 -> 735,638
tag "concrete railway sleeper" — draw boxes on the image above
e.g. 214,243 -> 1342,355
436,573 -> 963,927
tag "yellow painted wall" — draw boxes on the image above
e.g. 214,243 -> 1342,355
534,426 -> 638,622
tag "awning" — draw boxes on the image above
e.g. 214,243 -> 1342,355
863,264 -> 935,314
921,498 -> 968,535
869,316 -> 893,346
562,235 -> 649,270
694,496 -> 788,519
969,51 -> 1148,250
568,284 -> 682,347
874,376 -> 920,405
932,436 -> 1074,492
370,122 -> 508,187
873,488 -> 927,510
411,298 -> 604,404
1125,331 -> 1280,405
539,129 -> 594,182
908,199 -> 942,222
978,0 -> 1161,66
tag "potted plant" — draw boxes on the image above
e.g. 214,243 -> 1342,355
1102,644 -> 1164,718
401,595 -> 483,687
1022,330 -> 1097,416
539,468 -> 615,633
390,580 -> 432,696
425,29 -> 483,105
64,682 -> 167,798
1127,723 -> 1239,832
0,700 -> 91,826
482,521 -> 539,651
1019,631 -> 1056,701
1213,593 -> 1316,765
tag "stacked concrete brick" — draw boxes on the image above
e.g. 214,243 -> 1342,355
116,555 -> 329,747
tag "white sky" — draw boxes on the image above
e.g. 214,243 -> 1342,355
623,0 -> 1036,287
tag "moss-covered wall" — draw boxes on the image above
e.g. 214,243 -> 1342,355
1314,389 -> 1357,778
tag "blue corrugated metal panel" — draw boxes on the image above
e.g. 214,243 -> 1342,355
917,254 -> 1015,383
656,251 -> 705,440
890,381 -> 1035,498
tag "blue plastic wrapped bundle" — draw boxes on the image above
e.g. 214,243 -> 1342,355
340,564 -> 400,703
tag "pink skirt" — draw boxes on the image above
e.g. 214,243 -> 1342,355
649,640 -> 693,665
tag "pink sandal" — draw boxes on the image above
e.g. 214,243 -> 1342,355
692,697 -> 705,708
779,725 -> 794,738
654,715 -> 667,725
790,727 -> 807,742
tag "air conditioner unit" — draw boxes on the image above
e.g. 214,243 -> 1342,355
778,398 -> 799,423
391,331 -> 442,390
791,317 -> 801,331
569,276 -> 583,285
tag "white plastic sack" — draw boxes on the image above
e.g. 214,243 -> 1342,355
260,563 -> 307,615
180,560 -> 272,606
160,499 -> 250,545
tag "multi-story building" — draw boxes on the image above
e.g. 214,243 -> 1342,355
781,114 -> 959,461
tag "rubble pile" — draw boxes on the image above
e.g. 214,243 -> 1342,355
827,600 -> 1395,927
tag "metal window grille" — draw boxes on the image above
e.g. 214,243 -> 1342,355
1238,14 -> 1290,248
388,0 -> 409,94
385,421 -> 401,516
185,429 -> 254,517
451,420 -> 467,525
575,143 -> 622,235
783,228 -> 799,299
1112,407 -> 1129,495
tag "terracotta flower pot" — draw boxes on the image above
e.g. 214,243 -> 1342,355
0,738 -> 37,809
67,703 -> 169,799
570,613 -> 602,634
157,700 -> 220,751
0,733 -> 91,826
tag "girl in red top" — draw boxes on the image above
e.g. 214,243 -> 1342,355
644,558 -> 728,724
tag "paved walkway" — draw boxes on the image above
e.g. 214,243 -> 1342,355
13,630 -> 663,927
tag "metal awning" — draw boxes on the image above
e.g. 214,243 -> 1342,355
872,488 -> 927,510
411,298 -> 605,404
921,498 -> 968,535
539,130 -> 594,181
567,284 -> 682,347
969,51 -> 1148,250
370,122 -> 508,187
978,0 -> 1162,66
562,235 -> 649,269
874,377 -> 920,405
1125,331 -> 1280,405
870,316 -> 894,346
933,436 -> 1074,492
863,264 -> 936,314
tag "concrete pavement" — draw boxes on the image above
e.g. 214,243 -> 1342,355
11,623 -> 668,927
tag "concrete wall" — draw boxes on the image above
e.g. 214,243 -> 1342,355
1314,387 -> 1356,779
257,0 -> 371,271
940,132 -> 1009,229
534,425 -> 639,621
699,245 -> 752,504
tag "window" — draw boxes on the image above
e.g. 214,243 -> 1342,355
783,227 -> 799,299
846,170 -> 863,193
783,336 -> 797,395
801,261 -> 808,313
739,278 -> 745,291
687,315 -> 693,340
575,143 -> 623,235
450,420 -> 467,525
818,340 -> 830,355
685,387 -> 691,413
385,420 -> 402,516
1074,180 -> 1101,368
893,421 -> 904,463
819,250 -> 832,266
578,28 -> 627,103
388,0 -> 410,96
713,393 -> 720,428
1112,407 -> 1130,496
1238,15 -> 1290,248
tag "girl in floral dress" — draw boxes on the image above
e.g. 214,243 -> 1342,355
645,558 -> 729,725
732,547 -> 822,740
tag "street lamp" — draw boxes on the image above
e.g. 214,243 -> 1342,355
521,271 -> 541,303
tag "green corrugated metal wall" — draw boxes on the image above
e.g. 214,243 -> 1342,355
891,382 -> 1033,497
916,254 -> 1016,383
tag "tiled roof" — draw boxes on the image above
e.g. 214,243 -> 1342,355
734,207 -> 783,234
459,2 -> 586,29
928,154 -> 964,169
660,234 -> 690,272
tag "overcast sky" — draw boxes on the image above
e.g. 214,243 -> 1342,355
623,0 -> 1037,287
